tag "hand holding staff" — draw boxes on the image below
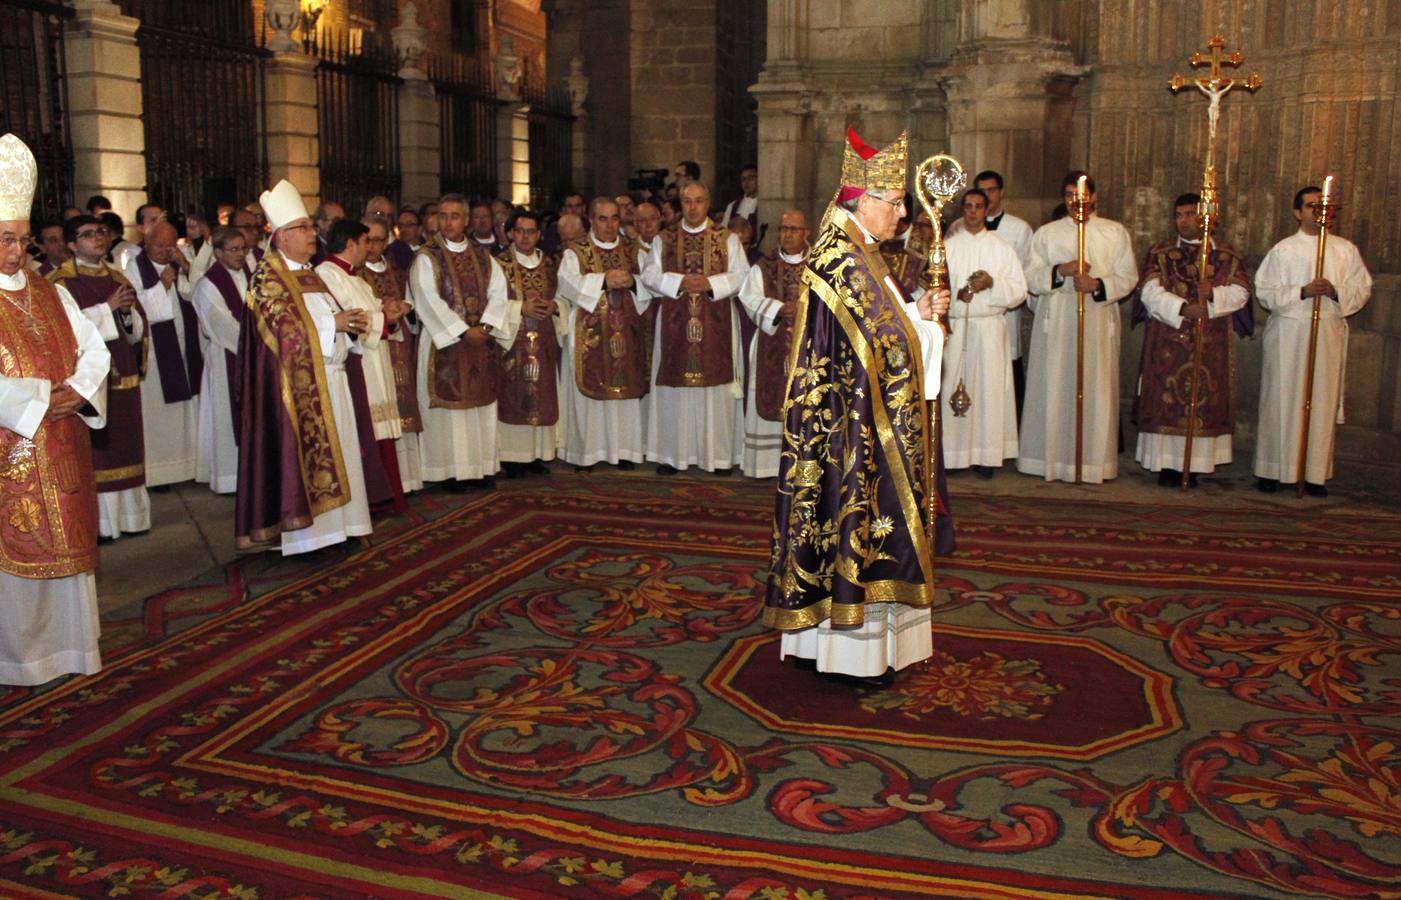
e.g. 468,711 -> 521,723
1297,175 -> 1337,496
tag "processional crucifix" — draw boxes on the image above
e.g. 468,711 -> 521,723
1167,36 -> 1261,490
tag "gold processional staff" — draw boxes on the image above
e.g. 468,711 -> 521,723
1298,175 -> 1338,497
1169,35 -> 1262,490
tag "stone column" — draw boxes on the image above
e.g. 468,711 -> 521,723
264,49 -> 321,210
65,0 -> 146,229
939,0 -> 1086,222
566,56 -> 592,199
492,105 -> 527,205
393,2 -> 438,206
749,0 -> 813,248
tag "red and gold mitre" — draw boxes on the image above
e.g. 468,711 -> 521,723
838,126 -> 908,202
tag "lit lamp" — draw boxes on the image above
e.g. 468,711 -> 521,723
301,0 -> 329,32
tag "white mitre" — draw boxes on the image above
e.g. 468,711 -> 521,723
0,134 -> 37,221
259,179 -> 310,230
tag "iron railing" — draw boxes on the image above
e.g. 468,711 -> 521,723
430,52 -> 500,202
522,60 -> 573,214
116,0 -> 268,223
0,0 -> 74,223
311,26 -> 401,215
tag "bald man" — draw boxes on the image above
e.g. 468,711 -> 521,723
640,181 -> 750,474
124,220 -> 202,484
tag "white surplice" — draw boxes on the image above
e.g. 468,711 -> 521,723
1252,229 -> 1373,484
941,226 -> 1027,468
555,236 -> 652,467
365,258 -> 423,492
182,240 -> 215,287
124,256 -> 199,485
408,238 -> 512,482
275,254 -> 372,555
76,271 -> 152,534
779,211 -> 945,677
735,248 -> 806,478
1134,236 -> 1250,474
191,266 -> 245,493
640,224 -> 750,471
318,260 -> 400,441
0,271 -> 110,685
1018,213 -> 1138,483
951,209 -> 1033,362
498,248 -> 564,463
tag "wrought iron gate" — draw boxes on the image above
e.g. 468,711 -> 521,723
523,68 -> 572,214
0,0 -> 74,222
312,28 -> 401,215
116,0 -> 267,222
431,54 -> 499,202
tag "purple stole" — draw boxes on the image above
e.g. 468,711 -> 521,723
135,251 -> 204,403
204,264 -> 250,446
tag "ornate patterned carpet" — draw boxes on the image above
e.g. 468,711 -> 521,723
1,477 -> 1398,899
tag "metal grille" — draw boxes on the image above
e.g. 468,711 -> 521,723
0,0 -> 74,222
116,0 -> 268,222
312,27 -> 401,215
430,53 -> 500,202
522,61 -> 572,214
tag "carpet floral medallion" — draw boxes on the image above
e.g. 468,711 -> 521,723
1,478 -> 1398,898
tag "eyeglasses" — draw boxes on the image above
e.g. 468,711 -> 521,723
75,228 -> 109,240
868,194 -> 907,211
0,234 -> 33,249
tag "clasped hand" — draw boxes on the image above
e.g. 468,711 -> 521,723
334,309 -> 370,334
45,383 -> 86,421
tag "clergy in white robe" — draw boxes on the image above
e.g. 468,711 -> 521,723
735,208 -> 809,478
191,227 -> 250,494
941,189 -> 1028,471
640,182 -> 750,473
949,170 -> 1034,402
1253,187 -> 1373,491
765,126 -> 951,684
556,198 -> 652,468
1132,196 -> 1252,480
495,211 -> 564,469
0,132 -> 112,684
124,221 -> 201,485
1019,174 -> 1138,483
49,217 -> 151,536
236,180 -> 372,556
359,244 -> 421,493
407,194 -> 513,485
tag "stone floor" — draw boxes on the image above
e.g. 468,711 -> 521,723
95,456 -> 1400,616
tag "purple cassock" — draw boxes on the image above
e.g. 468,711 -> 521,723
384,239 -> 417,272
47,261 -> 149,492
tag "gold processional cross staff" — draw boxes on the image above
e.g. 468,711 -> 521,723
1169,35 -> 1261,490
1298,175 -> 1338,497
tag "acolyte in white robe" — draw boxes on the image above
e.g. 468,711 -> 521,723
941,227 -> 1027,468
77,279 -> 152,535
1018,213 -> 1138,483
1252,229 -> 1372,485
1134,237 -> 1251,474
124,256 -> 199,486
735,248 -> 806,478
498,248 -> 564,463
182,239 -> 215,287
408,238 -> 513,482
275,255 -> 372,556
0,271 -> 110,685
318,260 -> 400,441
640,224 -> 750,471
780,213 -> 946,678
950,209 -> 1033,363
555,236 -> 652,467
192,266 -> 245,494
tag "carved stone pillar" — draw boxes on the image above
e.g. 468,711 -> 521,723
264,49 -> 321,208
65,0 -> 147,233
940,0 -> 1085,221
394,2 -> 438,206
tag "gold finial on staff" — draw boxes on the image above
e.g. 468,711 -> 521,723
1068,174 -> 1091,485
1169,35 -> 1262,490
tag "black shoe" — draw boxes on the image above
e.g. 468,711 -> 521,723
714,467 -> 734,477
528,460 -> 551,475
789,656 -> 817,672
1257,477 -> 1279,494
574,463 -> 596,474
656,463 -> 678,476
855,668 -> 897,690
501,461 -> 526,479
972,465 -> 995,480
482,475 -> 496,490
1305,482 -> 1328,497
1158,468 -> 1179,487
445,479 -> 473,493
616,459 -> 636,471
